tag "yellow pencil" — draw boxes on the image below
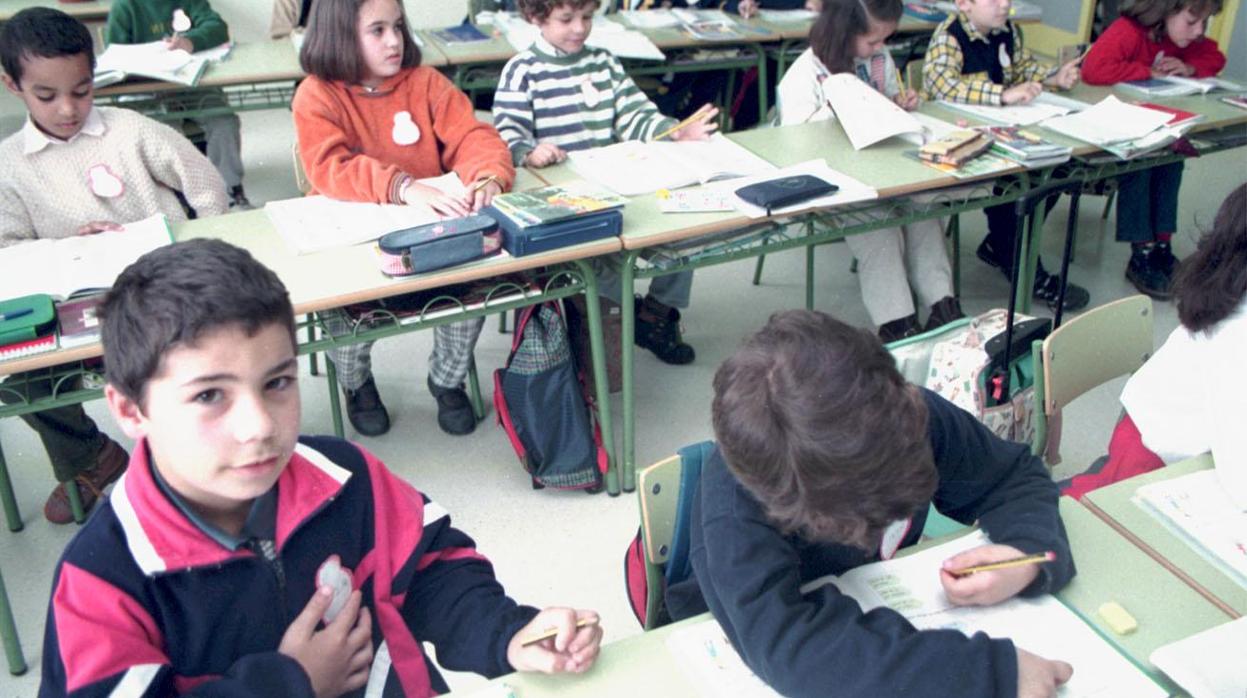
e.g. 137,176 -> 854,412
894,65 -> 909,101
470,174 -> 499,194
948,551 -> 1056,578
520,617 -> 599,647
654,104 -> 715,142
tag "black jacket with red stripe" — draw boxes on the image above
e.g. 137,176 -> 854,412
40,435 -> 538,697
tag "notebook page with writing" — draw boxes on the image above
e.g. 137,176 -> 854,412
648,135 -> 777,185
821,73 -> 924,150
1041,96 -> 1173,146
264,173 -> 465,254
0,214 -> 171,300
938,91 -> 1084,126
568,136 -> 776,196
1133,469 -> 1247,587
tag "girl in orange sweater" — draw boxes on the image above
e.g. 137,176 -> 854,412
293,0 -> 514,437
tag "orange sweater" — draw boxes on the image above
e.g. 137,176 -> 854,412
292,66 -> 514,204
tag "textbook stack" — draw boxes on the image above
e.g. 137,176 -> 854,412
977,126 -> 1073,167
484,185 -> 627,256
918,130 -> 993,167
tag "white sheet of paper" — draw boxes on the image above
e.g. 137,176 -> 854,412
264,173 -> 466,255
1151,617 -> 1247,698
822,73 -> 924,150
939,98 -> 1069,126
1133,469 -> 1247,586
1041,96 -> 1175,145
0,214 -> 171,299
619,9 -> 683,28
724,159 -> 878,219
756,9 -> 818,22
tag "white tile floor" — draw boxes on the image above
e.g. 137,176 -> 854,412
1,5 -> 1245,694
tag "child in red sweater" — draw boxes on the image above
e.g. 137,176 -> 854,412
292,0 -> 515,438
1082,0 -> 1226,300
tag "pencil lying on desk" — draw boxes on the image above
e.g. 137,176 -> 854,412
519,617 -> 598,647
653,104 -> 715,142
948,551 -> 1056,577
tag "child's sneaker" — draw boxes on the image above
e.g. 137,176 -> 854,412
1149,241 -> 1180,277
228,185 -> 254,211
878,314 -> 920,344
1125,245 -> 1173,300
635,295 -> 695,365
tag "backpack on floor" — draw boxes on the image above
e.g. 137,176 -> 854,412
494,301 -> 607,490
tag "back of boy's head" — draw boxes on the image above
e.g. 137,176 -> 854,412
712,309 -> 937,550
0,7 -> 95,88
1122,0 -> 1223,28
299,0 -> 422,83
809,0 -> 902,74
518,0 -> 599,23
100,239 -> 295,407
1173,182 -> 1247,333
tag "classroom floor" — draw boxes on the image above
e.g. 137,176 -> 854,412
1,7 -> 1245,693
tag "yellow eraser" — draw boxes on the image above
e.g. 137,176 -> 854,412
1097,601 -> 1138,635
656,189 -> 671,199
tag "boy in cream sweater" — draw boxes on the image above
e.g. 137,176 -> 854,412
0,7 -> 226,523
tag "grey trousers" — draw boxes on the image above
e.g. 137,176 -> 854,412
198,113 -> 244,189
320,311 -> 485,391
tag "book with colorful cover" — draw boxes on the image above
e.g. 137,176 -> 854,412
56,294 -> 107,349
918,130 -> 993,166
1221,94 -> 1247,110
429,23 -> 491,44
487,185 -> 628,228
906,149 -> 1017,179
976,126 -> 1072,167
0,333 -> 58,361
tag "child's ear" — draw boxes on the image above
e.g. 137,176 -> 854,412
105,384 -> 149,441
1,73 -> 20,97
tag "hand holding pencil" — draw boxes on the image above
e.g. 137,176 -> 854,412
656,104 -> 720,142
939,544 -> 1052,607
507,608 -> 602,675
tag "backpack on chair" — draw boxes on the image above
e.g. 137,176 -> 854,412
494,301 -> 607,491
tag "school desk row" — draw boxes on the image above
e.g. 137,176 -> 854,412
455,490 -> 1241,697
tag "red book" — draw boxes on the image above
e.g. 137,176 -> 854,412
1136,102 -> 1204,127
0,333 -> 58,360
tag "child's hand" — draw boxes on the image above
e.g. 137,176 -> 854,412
736,0 -> 759,19
1002,82 -> 1043,105
1047,56 -> 1082,90
939,544 -> 1040,606
1166,60 -> 1195,77
402,181 -> 471,218
279,586 -> 374,698
77,221 -> 124,236
894,89 -> 920,111
672,105 -> 720,142
470,179 -> 503,212
506,608 -> 602,674
163,35 -> 193,53
524,143 -> 567,168
805,0 -> 824,11
1016,647 -> 1073,698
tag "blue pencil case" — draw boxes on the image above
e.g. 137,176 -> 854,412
0,294 -> 56,345
483,208 -> 622,257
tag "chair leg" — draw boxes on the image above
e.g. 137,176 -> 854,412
1101,191 -> 1115,220
805,245 -> 816,310
0,566 -> 25,676
751,254 -> 766,285
497,312 -> 508,334
948,214 -> 962,298
306,314 -> 319,377
67,475 -> 86,524
325,358 -> 345,439
467,358 -> 485,422
0,441 -> 22,532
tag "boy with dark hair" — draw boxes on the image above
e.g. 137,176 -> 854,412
105,0 -> 252,209
666,309 -> 1077,698
40,239 -> 602,696
0,7 -> 226,524
922,0 -> 1091,312
493,0 -> 718,365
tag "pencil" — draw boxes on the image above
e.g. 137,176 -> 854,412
948,551 -> 1056,578
654,104 -> 715,142
519,617 -> 598,647
894,65 -> 909,101
1046,48 -> 1088,79
470,174 -> 499,194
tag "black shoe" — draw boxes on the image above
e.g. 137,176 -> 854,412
635,296 -> 695,365
924,296 -> 965,332
1150,241 -> 1180,278
428,376 -> 477,436
1125,245 -> 1174,300
1032,265 -> 1091,311
228,185 -> 253,211
879,314 -> 921,344
344,377 -> 390,436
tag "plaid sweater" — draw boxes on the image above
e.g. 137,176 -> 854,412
922,12 -> 1049,105
492,36 -> 677,165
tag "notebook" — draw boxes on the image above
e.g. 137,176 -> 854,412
667,532 -> 1166,698
567,134 -> 777,196
1041,96 -> 1186,159
818,73 -> 928,150
1133,469 -> 1247,587
0,333 -> 58,361
93,41 -> 231,88
1151,617 -> 1247,698
0,214 -> 172,301
1120,75 -> 1245,97
939,92 -> 1089,126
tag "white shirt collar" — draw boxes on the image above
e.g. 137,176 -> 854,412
23,107 -> 106,155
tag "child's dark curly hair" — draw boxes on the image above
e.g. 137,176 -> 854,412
517,0 -> 600,23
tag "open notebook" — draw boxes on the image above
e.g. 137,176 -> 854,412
93,41 -> 231,88
1133,469 -> 1247,587
939,93 -> 1089,126
0,214 -> 171,300
667,532 -> 1165,698
567,134 -> 777,196
264,173 -> 466,255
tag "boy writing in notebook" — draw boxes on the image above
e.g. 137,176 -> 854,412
666,310 -> 1077,698
0,7 -> 226,525
106,0 -> 252,209
493,0 -> 717,365
40,238 -> 602,696
922,0 -> 1091,312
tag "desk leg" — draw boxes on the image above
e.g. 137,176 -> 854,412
0,567 -> 24,676
805,222 -> 816,311
467,358 -> 485,423
0,442 -> 22,532
67,477 -> 86,524
620,250 -> 640,493
573,260 -> 618,496
324,359 -> 345,439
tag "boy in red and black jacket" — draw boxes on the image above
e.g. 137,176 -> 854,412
39,239 -> 601,697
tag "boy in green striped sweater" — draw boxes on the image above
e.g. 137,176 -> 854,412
493,0 -> 716,364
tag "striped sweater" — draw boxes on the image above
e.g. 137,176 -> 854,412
492,36 -> 677,165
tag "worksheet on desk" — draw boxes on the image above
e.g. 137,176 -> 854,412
1133,469 -> 1247,587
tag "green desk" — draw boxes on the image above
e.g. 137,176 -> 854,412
449,498 -> 1228,696
0,0 -> 109,22
1083,454 -> 1247,618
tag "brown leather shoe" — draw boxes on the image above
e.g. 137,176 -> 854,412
44,438 -> 129,524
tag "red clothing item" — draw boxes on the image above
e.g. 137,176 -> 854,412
1083,16 -> 1227,85
292,66 -> 514,204
1063,413 -> 1165,499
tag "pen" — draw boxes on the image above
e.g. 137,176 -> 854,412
948,551 -> 1056,578
654,104 -> 715,141
519,617 -> 598,647
0,308 -> 33,323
